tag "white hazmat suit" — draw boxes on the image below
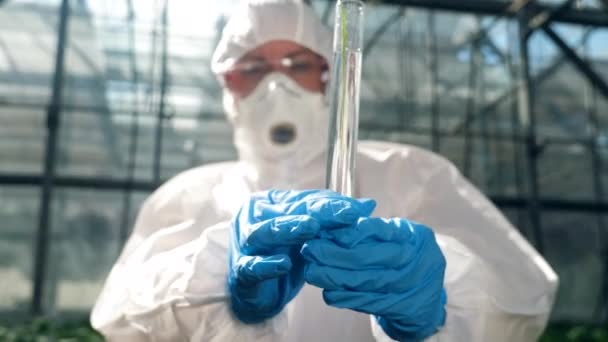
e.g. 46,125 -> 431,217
91,1 -> 558,341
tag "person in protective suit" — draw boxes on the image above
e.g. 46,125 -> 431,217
91,1 -> 558,341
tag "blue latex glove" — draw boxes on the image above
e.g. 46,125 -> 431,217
302,217 -> 447,341
228,189 -> 376,324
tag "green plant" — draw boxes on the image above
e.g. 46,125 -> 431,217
541,324 -> 608,342
0,319 -> 607,341
0,318 -> 102,342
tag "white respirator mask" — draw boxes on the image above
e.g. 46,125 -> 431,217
224,73 -> 329,189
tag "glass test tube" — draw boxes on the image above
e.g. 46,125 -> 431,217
326,0 -> 364,197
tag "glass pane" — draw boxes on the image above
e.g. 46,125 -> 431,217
56,109 -> 164,181
0,106 -> 45,174
538,143 -> 595,200
499,207 -> 535,243
0,1 -> 55,175
55,0 -> 239,182
439,135 -> 467,171
587,29 -> 608,66
589,30 -> 608,136
0,186 -> 39,314
0,2 -> 56,106
159,117 -> 235,180
446,20 -> 516,135
538,0 -> 604,9
534,64 -> 593,140
56,109 -> 120,178
440,136 -> 529,197
46,189 -> 124,313
542,211 -> 605,322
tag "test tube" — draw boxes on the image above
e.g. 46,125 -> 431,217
326,0 -> 364,197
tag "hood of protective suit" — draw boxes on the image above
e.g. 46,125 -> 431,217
211,0 -> 332,75
211,0 -> 332,190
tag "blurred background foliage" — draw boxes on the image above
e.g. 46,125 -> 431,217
0,319 -> 606,341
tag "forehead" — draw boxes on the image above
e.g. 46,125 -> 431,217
242,40 -> 322,60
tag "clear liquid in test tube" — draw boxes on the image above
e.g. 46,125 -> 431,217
326,0 -> 364,197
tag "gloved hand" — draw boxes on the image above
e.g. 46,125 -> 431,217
302,217 -> 447,342
228,189 -> 376,324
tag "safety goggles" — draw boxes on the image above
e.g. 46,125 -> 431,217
220,52 -> 328,98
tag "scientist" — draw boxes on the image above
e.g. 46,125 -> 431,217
91,0 -> 558,341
